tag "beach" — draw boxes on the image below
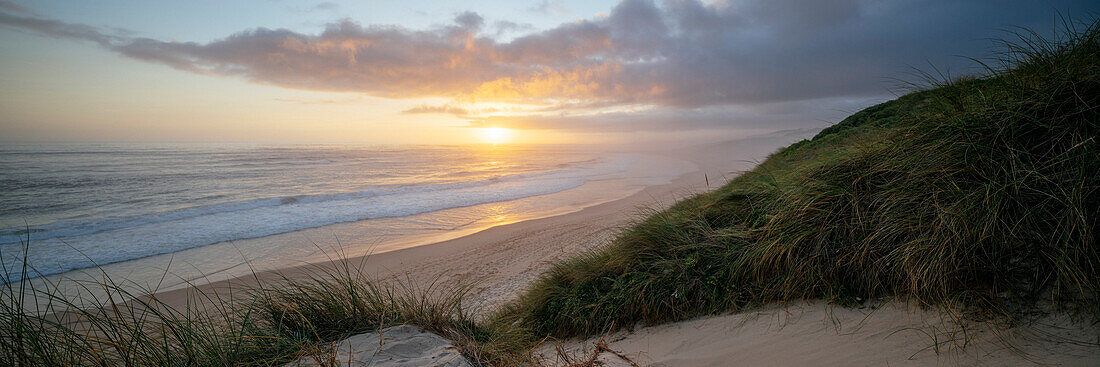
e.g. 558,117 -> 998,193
142,131 -> 812,313
546,301 -> 1100,366
145,130 -> 1099,366
19,129 -> 1098,366
5,143 -> 686,307
3,144 -> 684,284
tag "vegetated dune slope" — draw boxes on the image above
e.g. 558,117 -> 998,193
506,22 -> 1100,366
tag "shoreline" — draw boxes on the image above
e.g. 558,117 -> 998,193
23,149 -> 687,307
3,147 -> 677,285
41,129 -> 1098,366
146,133 -> 810,311
148,158 -> 708,311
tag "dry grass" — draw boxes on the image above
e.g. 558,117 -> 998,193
0,244 -> 537,366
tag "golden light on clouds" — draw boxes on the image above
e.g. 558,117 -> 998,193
0,0 -> 1060,144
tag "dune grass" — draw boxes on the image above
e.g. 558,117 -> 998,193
500,19 -> 1100,338
2,18 -> 1098,366
0,243 -> 536,366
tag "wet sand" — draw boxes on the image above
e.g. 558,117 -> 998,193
148,134 -> 797,313
143,131 -> 1100,366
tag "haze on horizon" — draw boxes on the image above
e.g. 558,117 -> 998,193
0,0 -> 1095,145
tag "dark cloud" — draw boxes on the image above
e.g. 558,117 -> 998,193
0,0 -> 1095,112
0,1 -> 30,15
0,9 -> 117,45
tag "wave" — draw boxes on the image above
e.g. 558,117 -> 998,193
0,154 -> 633,281
286,160 -> 332,165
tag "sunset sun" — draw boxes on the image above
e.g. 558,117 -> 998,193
478,127 -> 512,144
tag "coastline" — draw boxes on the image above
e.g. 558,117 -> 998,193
36,127 -> 1100,366
145,132 -> 812,312
12,148 -> 680,285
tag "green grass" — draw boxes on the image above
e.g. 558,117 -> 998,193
2,19 -> 1098,366
500,19 -> 1100,338
0,244 -> 537,366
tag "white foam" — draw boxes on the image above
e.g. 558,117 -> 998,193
1,154 -> 635,280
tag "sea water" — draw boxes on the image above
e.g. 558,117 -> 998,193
0,143 -> 692,285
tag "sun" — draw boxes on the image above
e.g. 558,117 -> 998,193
478,127 -> 512,144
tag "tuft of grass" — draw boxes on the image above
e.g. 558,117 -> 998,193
0,240 -> 536,366
248,257 -> 537,366
502,19 -> 1100,338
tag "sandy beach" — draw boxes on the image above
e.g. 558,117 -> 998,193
38,130 -> 1082,366
546,301 -> 1100,366
139,131 -> 1099,366
148,132 -> 807,313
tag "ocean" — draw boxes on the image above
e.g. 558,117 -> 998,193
0,143 -> 691,284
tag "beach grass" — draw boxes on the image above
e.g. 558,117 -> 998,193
0,242 -> 537,366
500,18 -> 1100,338
2,18 -> 1099,366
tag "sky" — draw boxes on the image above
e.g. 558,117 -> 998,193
0,0 -> 1096,145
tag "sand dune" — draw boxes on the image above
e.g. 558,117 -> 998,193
545,302 -> 1100,366
151,132 -> 1099,366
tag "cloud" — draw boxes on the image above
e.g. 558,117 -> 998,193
273,96 -> 367,104
402,103 -> 500,116
0,9 -> 119,45
283,2 -> 339,13
465,95 -> 877,132
491,20 -> 535,37
0,0 -> 1094,113
528,0 -> 570,16
0,1 -> 30,15
311,2 -> 338,11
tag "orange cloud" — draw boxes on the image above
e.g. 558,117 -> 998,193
1,0 -> 1084,112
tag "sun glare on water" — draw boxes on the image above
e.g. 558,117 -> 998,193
478,127 -> 513,144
